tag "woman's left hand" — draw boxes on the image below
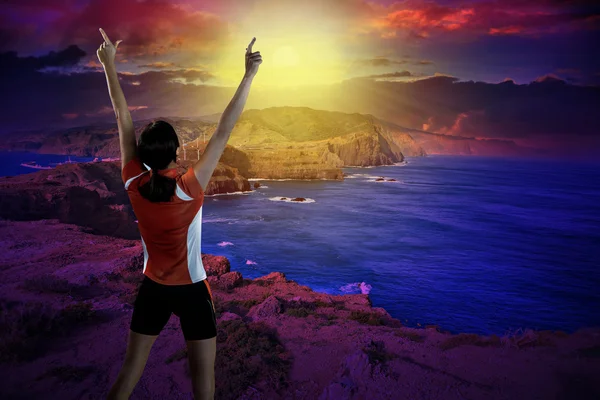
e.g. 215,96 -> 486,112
97,28 -> 123,66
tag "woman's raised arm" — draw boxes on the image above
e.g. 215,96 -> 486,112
191,37 -> 262,192
97,28 -> 137,170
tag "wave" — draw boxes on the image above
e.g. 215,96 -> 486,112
203,217 -> 238,224
339,282 -> 372,295
345,173 -> 382,179
217,241 -> 234,247
206,190 -> 252,197
268,196 -> 316,203
246,259 -> 258,265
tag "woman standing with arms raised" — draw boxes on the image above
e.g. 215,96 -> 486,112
96,28 -> 262,399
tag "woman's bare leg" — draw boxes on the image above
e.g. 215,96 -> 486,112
107,330 -> 158,400
187,336 -> 217,400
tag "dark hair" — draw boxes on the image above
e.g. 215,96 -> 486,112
137,120 -> 180,203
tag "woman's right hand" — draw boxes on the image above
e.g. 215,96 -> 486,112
245,37 -> 262,78
97,28 -> 123,67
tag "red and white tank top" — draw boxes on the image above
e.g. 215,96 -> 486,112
122,155 -> 206,285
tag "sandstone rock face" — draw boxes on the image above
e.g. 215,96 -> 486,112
326,131 -> 402,167
243,147 -> 344,180
247,295 -> 284,320
380,129 -> 427,157
199,161 -> 250,194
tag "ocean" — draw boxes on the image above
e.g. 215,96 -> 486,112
2,151 -> 599,335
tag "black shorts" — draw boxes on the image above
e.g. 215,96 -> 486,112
130,275 -> 217,341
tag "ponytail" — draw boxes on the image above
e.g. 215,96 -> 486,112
138,168 -> 177,203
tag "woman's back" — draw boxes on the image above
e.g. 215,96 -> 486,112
122,156 -> 206,285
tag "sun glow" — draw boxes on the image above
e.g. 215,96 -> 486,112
212,2 -> 352,88
272,46 -> 299,67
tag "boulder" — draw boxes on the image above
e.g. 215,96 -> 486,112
218,312 -> 242,322
202,254 -> 231,276
247,295 -> 284,320
212,271 -> 244,290
254,271 -> 287,284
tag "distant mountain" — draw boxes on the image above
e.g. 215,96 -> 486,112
374,119 -> 543,157
0,107 -> 542,180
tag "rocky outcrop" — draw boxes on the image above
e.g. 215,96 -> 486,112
0,159 -> 251,238
247,295 -> 284,320
380,130 -> 427,157
326,131 -> 402,167
201,254 -> 232,276
0,173 -> 138,239
207,271 -> 244,290
243,147 -> 345,180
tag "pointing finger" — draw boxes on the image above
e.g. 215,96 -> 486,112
246,37 -> 256,55
99,28 -> 112,45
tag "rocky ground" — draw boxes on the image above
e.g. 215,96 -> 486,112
1,218 -> 599,400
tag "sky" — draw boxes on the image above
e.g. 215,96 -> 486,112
3,0 -> 598,85
0,0 -> 599,147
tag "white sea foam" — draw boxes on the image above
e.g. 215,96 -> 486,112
340,282 -> 372,295
345,173 -> 382,179
206,190 -> 251,197
268,196 -> 316,203
217,241 -> 234,247
246,260 -> 258,265
203,217 -> 238,224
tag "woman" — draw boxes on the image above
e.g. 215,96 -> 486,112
96,28 -> 262,400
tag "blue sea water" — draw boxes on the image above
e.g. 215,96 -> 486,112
0,151 -> 97,177
2,151 -> 599,335
199,155 -> 600,335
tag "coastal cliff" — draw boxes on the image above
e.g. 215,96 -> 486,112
1,218 -> 599,400
0,108 -> 539,169
0,108 -> 430,180
0,160 -> 249,238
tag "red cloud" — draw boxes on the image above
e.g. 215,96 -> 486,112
25,0 -> 230,62
378,0 -> 599,38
